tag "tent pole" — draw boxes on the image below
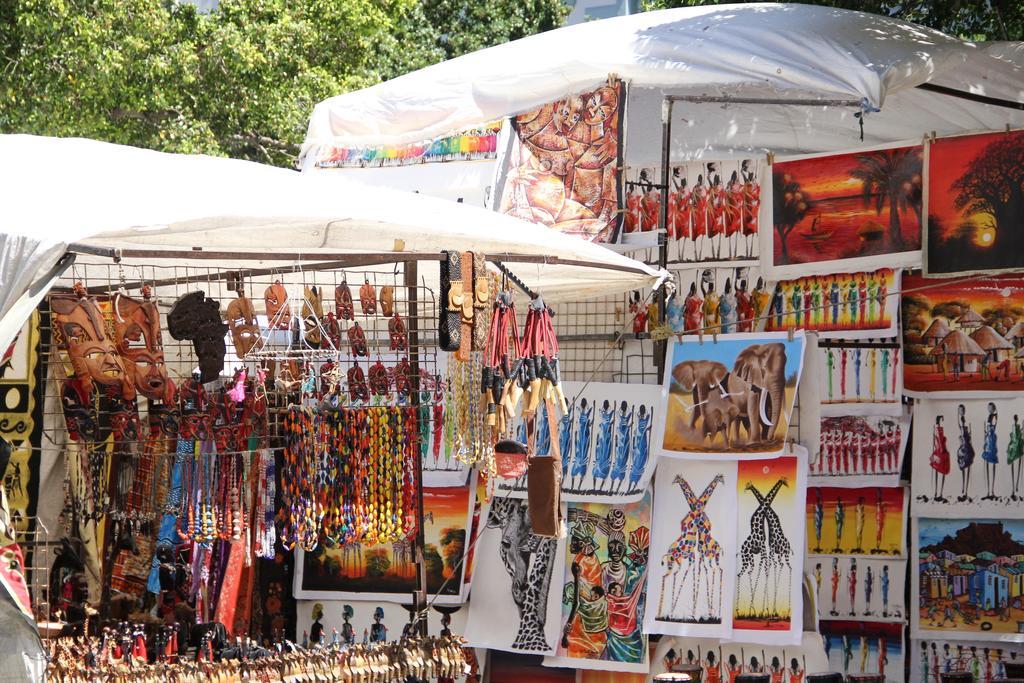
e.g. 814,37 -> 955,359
655,96 -> 673,381
665,95 -> 863,107
405,259 -> 429,638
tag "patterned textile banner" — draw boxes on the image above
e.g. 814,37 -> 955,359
495,80 -> 624,243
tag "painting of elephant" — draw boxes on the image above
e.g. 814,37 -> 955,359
660,334 -> 804,455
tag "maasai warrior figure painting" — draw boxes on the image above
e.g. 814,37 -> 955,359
546,491 -> 651,672
658,333 -> 805,458
925,129 -> 1024,276
764,269 -> 899,340
812,412 -> 909,487
806,486 -> 907,558
733,453 -> 806,645
764,144 -> 923,279
821,620 -> 904,682
497,81 -> 625,243
645,458 -> 737,639
901,273 -> 1024,396
911,639 -> 1024,683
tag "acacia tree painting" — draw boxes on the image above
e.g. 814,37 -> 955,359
927,130 -> 1024,274
850,148 -> 923,247
773,171 -> 812,264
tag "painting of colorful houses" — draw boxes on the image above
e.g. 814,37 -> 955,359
902,274 -> 1024,394
915,518 -> 1024,637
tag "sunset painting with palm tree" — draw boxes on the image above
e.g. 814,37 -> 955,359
771,145 -> 923,269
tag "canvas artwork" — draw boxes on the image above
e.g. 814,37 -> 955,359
911,638 -> 1024,683
807,555 -> 907,622
622,159 -> 764,263
464,498 -> 566,655
544,491 -> 652,673
818,342 -> 903,416
912,399 -> 1024,517
806,486 -> 907,558
913,517 -> 1024,640
656,332 -> 806,458
811,411 -> 910,486
821,620 -> 905,683
294,479 -> 476,603
496,381 -> 659,504
495,81 -> 624,243
763,143 -> 924,279
902,273 -> 1024,397
650,633 -> 829,683
763,269 -> 900,340
924,129 -> 1024,276
733,453 -> 806,644
645,459 -> 737,638
661,266 -> 770,339
296,599 -> 469,648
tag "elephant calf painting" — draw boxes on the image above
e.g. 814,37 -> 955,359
660,334 -> 805,455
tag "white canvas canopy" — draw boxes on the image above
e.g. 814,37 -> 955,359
0,135 -> 667,356
302,3 -> 1024,166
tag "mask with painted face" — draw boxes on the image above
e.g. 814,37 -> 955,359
51,286 -> 135,401
225,293 -> 262,359
113,287 -> 175,404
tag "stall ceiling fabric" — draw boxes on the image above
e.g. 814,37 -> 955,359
301,4 -> 1024,165
0,135 -> 666,355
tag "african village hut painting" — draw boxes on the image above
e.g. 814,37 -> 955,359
806,486 -> 907,558
821,620 -> 904,683
732,454 -> 806,644
464,498 -> 566,655
763,269 -> 900,340
657,332 -> 805,459
496,81 -> 624,243
497,382 -> 658,504
294,482 -> 475,604
764,143 -> 923,279
912,517 -> 1024,640
807,555 -> 907,623
925,129 -> 1024,276
623,159 -> 763,263
544,491 -> 652,673
911,399 -> 1024,518
645,458 -> 737,639
902,273 -> 1024,396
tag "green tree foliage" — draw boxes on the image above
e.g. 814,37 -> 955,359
641,0 -> 1023,41
0,0 -> 566,166
365,548 -> 391,577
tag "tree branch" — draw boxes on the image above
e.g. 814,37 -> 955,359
225,133 -> 300,156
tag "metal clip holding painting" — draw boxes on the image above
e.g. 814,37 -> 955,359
766,151 -> 775,166
787,326 -> 795,342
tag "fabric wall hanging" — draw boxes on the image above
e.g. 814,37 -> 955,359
821,619 -> 904,681
495,381 -> 658,504
763,269 -> 900,340
902,272 -> 1024,397
807,555 -> 907,622
732,451 -> 806,645
494,80 -> 625,243
464,497 -> 566,655
911,398 -> 1024,518
911,517 -> 1024,641
762,142 -> 923,280
811,410 -> 910,487
924,129 -> 1024,277
655,332 -> 806,459
543,490 -> 652,673
645,458 -> 737,639
293,478 -> 475,605
806,486 -> 907,558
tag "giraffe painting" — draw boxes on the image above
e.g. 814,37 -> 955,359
467,498 -> 559,653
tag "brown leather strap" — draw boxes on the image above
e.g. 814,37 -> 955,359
457,250 -> 474,361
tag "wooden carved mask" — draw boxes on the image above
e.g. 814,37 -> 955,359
51,287 -> 135,401
226,294 -> 262,359
113,287 -> 175,404
264,281 -> 291,330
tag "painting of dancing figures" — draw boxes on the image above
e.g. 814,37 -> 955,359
500,382 -> 659,503
645,458 -> 738,638
545,493 -> 652,672
733,454 -> 806,644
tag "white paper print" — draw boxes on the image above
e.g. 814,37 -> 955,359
496,381 -> 659,504
811,410 -> 910,487
464,498 -> 566,655
807,556 -> 907,623
910,638 -> 1024,683
645,458 -> 737,639
661,265 -> 770,339
912,398 -> 1024,517
650,632 -> 829,683
821,620 -> 905,683
819,342 -> 903,417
